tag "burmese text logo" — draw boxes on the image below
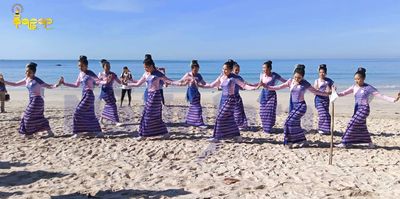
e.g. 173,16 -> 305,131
12,4 -> 53,30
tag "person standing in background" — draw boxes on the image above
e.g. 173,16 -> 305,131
0,74 -> 7,113
120,66 -> 133,107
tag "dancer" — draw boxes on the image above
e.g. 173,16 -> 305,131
313,64 -> 334,135
61,55 -> 105,138
1,62 -> 61,138
267,64 -> 331,148
198,60 -> 259,142
98,60 -> 123,126
142,54 -> 167,105
178,60 -> 207,128
120,66 -> 133,107
258,60 -> 287,133
231,63 -> 249,130
128,55 -> 183,140
336,67 -> 400,148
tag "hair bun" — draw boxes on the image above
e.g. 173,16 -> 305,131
27,62 -> 37,68
357,67 -> 366,73
296,64 -> 305,70
319,64 -> 327,69
79,55 -> 87,61
100,59 -> 107,63
143,54 -> 155,66
191,60 -> 198,65
266,60 -> 272,64
145,54 -> 153,60
227,59 -> 237,65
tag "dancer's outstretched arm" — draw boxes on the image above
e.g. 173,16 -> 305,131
197,76 -> 221,89
337,85 -> 354,97
2,78 -> 26,87
307,86 -> 331,97
267,79 -> 291,91
372,90 -> 399,103
39,78 -> 62,89
127,73 -> 146,87
234,78 -> 259,90
159,76 -> 185,86
62,76 -> 80,88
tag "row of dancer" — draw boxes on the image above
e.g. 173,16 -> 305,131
1,55 -> 399,148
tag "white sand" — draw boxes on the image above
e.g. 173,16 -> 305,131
1,88 -> 400,198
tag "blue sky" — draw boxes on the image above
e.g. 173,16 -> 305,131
1,0 -> 400,60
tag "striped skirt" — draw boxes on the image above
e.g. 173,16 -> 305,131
284,101 -> 307,144
139,90 -> 168,137
314,96 -> 331,132
213,95 -> 240,139
101,88 -> 119,123
160,89 -> 165,105
260,91 -> 277,133
19,96 -> 51,135
234,94 -> 248,129
342,104 -> 371,144
186,94 -> 205,126
73,90 -> 102,134
145,88 -> 165,105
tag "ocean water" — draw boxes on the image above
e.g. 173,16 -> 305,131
0,59 -> 399,91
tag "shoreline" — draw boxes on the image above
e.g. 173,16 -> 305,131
1,88 -> 400,198
4,88 -> 400,119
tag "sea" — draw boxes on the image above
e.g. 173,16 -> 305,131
0,59 -> 399,92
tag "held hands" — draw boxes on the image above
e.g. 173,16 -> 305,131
56,77 -> 64,87
179,81 -> 187,86
256,81 -> 263,89
183,79 -> 192,86
194,80 -> 200,87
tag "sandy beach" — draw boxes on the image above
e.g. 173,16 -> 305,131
1,88 -> 400,198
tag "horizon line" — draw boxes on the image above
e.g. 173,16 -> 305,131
1,57 -> 400,61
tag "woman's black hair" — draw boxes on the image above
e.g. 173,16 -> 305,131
224,60 -> 235,70
26,62 -> 37,74
227,59 -> 237,65
355,67 -> 366,79
293,64 -> 306,77
123,66 -> 128,70
102,61 -> 110,68
264,60 -> 272,69
319,64 -> 327,73
191,60 -> 199,69
233,63 -> 240,68
79,55 -> 88,66
145,54 -> 152,59
143,54 -> 155,67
